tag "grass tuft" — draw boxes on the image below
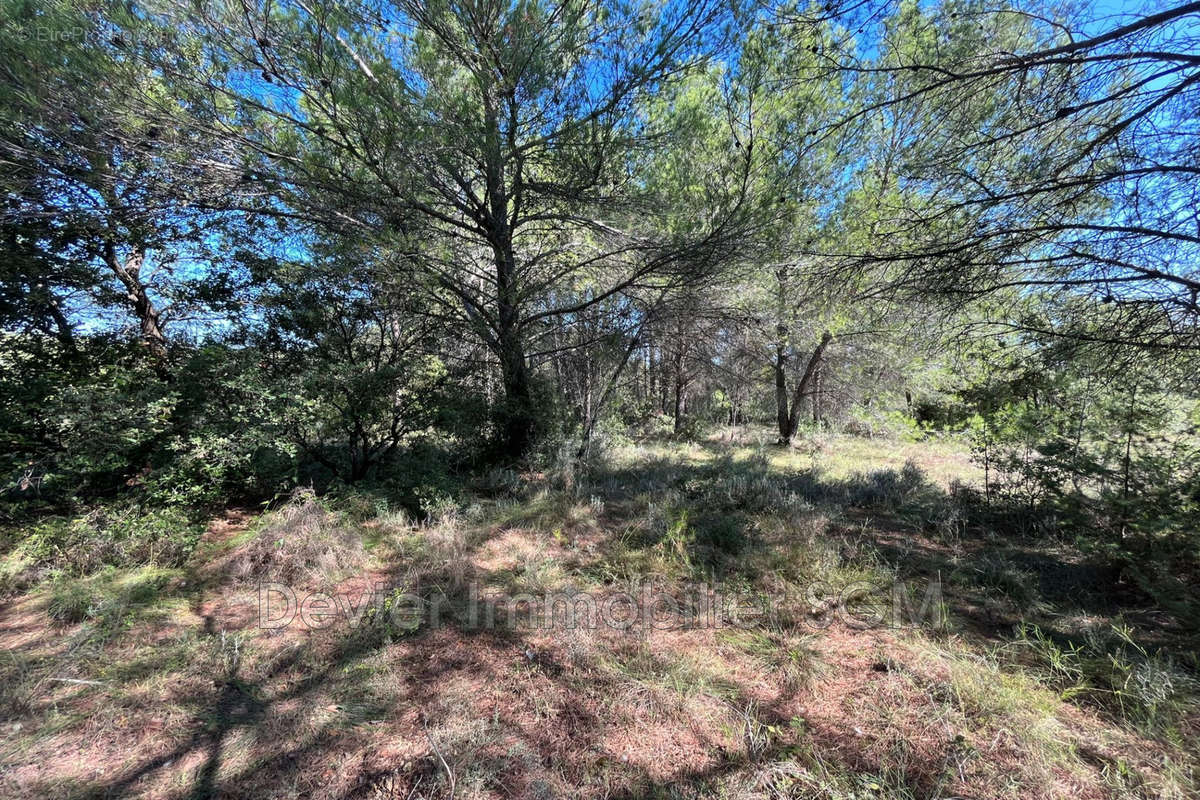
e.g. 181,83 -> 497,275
230,488 -> 367,585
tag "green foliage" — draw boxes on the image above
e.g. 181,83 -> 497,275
13,505 -> 203,581
1017,623 -> 1199,738
1,340 -> 170,503
149,347 -> 302,504
45,576 -> 94,625
0,0 -> 1197,662
955,341 -> 1200,558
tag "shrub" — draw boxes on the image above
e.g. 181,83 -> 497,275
46,575 -> 95,624
15,505 -> 204,581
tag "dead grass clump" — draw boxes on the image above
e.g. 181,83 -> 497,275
230,488 -> 367,585
0,651 -> 44,720
405,509 -> 478,592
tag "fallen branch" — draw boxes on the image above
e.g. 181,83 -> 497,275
423,719 -> 456,799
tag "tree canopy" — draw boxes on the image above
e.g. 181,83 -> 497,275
1,0 -> 1196,517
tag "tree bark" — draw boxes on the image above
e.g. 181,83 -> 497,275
672,344 -> 687,435
774,334 -> 790,443
672,376 -> 685,434
495,325 -> 534,458
776,331 -> 833,445
103,242 -> 168,363
812,361 -> 822,424
483,93 -> 536,460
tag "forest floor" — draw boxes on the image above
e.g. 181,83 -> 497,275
1,430 -> 1197,799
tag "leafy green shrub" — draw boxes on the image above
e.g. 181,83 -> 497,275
144,431 -> 299,507
370,438 -> 463,521
1,349 -> 176,504
16,505 -> 204,580
643,412 -> 676,438
589,413 -> 634,456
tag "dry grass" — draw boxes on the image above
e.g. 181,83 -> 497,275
0,434 -> 1195,799
229,488 -> 368,586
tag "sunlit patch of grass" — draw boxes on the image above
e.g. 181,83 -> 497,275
716,628 -> 779,661
716,628 -> 820,689
44,565 -> 182,629
229,488 -> 370,586
744,747 -> 924,800
601,643 -> 742,710
487,554 -> 568,597
771,432 -> 982,488
189,518 -> 260,565
698,712 -> 928,800
0,546 -> 34,595
488,488 -> 603,547
904,633 -> 1093,788
611,440 -> 716,469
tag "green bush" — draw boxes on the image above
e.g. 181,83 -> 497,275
46,575 -> 95,624
16,505 -> 204,580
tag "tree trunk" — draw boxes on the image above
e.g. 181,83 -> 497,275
578,327 -> 645,459
811,361 -> 822,424
786,331 -> 832,436
646,339 -> 656,408
671,341 -> 688,434
672,375 -> 686,434
496,326 -> 534,458
774,339 -> 791,444
103,242 -> 168,362
483,93 -> 536,461
776,331 -> 833,445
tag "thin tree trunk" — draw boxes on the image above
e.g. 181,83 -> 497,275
103,242 -> 168,362
673,374 -> 685,434
811,361 -> 822,423
578,325 -> 646,459
646,339 -> 656,408
777,331 -> 833,445
1120,388 -> 1136,539
774,340 -> 791,444
671,336 -> 686,434
786,331 -> 832,437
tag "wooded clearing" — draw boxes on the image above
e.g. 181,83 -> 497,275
1,0 -> 1198,797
